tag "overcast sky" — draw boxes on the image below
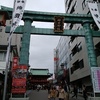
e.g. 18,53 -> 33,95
0,0 -> 65,73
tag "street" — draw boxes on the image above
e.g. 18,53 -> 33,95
27,90 -> 84,100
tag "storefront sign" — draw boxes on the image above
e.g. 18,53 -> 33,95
91,67 -> 100,93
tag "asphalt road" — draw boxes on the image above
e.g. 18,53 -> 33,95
27,90 -> 84,100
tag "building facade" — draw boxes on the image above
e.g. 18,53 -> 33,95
54,0 -> 100,92
0,13 -> 22,74
0,12 -> 22,92
27,68 -> 52,90
0,11 -> 22,98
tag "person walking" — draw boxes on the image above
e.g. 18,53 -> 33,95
72,85 -> 78,99
58,85 -> 66,100
49,86 -> 57,100
83,85 -> 88,100
64,84 -> 69,100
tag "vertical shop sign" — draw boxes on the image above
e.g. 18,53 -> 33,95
91,67 -> 100,93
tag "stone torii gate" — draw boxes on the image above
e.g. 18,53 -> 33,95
1,6 -> 100,98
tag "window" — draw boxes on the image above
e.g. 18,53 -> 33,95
72,45 -> 78,56
77,43 -> 82,52
95,42 -> 100,57
82,0 -> 86,10
79,59 -> 84,69
71,59 -> 84,74
70,1 -> 76,14
69,24 -> 74,29
69,53 -> 72,61
68,41 -> 71,48
71,67 -> 74,74
21,37 -> 22,41
71,60 -> 79,74
70,36 -> 76,42
73,60 -> 79,70
0,51 -> 6,61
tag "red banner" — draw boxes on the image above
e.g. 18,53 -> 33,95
12,79 -> 26,93
11,64 -> 27,94
54,57 -> 59,61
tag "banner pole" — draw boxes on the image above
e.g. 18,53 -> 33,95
3,34 -> 12,100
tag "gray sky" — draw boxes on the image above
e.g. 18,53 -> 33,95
0,0 -> 65,73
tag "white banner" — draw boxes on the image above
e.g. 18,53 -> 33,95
10,0 -> 27,34
88,1 -> 100,29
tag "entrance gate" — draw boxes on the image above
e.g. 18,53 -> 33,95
1,6 -> 100,98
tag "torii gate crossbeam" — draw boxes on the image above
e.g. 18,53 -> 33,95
1,6 -> 94,23
6,26 -> 100,37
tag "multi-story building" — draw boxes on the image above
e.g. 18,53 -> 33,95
0,10 -> 22,97
0,12 -> 22,74
54,0 -> 100,92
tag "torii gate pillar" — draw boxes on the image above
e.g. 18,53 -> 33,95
19,18 -> 32,66
83,22 -> 98,67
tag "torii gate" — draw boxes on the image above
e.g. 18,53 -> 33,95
1,6 -> 100,67
1,6 -> 100,98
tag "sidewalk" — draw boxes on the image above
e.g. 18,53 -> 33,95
69,93 -> 84,100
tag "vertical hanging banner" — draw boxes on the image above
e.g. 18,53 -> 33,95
10,0 -> 27,94
88,1 -> 100,29
10,0 -> 27,34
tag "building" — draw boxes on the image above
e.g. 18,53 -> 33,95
0,11 -> 22,73
0,10 -> 22,97
54,0 -> 100,92
27,68 -> 52,89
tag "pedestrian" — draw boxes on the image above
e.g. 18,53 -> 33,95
49,86 -> 57,100
48,86 -> 51,100
64,84 -> 69,100
58,85 -> 66,100
72,85 -> 78,99
83,85 -> 88,100
37,84 -> 41,91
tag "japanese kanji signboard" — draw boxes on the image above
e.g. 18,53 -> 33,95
91,67 -> 100,93
54,16 -> 64,33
